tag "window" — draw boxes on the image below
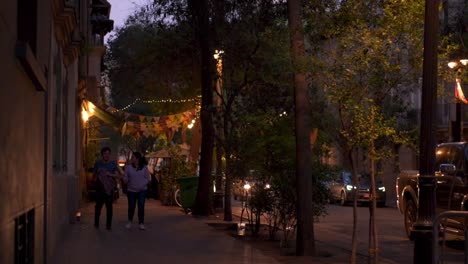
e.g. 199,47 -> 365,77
52,53 -> 68,171
16,0 -> 46,91
17,0 -> 37,55
15,209 -> 35,264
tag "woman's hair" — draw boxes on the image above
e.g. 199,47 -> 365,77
132,152 -> 147,170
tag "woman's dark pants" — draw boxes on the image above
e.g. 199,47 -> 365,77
127,190 -> 147,224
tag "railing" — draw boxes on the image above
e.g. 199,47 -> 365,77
432,211 -> 468,263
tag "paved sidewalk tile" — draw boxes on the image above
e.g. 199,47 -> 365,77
51,197 -> 280,264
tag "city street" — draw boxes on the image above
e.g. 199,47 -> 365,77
315,204 -> 411,263
231,200 -> 411,263
315,204 -> 465,263
5,1 -> 468,263
231,200 -> 465,263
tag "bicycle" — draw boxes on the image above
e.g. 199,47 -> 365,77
174,187 -> 182,207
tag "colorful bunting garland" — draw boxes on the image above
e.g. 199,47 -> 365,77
120,110 -> 197,138
103,101 -> 199,139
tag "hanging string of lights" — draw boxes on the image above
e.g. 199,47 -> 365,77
112,96 -> 201,113
115,98 -> 141,112
141,98 -> 199,104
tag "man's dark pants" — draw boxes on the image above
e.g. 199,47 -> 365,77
94,191 -> 113,229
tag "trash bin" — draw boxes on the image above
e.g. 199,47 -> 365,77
177,176 -> 199,209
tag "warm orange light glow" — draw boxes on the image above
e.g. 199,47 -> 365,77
81,110 -> 89,122
448,61 -> 458,69
87,101 -> 95,114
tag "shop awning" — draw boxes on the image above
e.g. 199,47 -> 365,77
83,99 -> 121,128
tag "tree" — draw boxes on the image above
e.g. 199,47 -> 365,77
287,0 -> 315,256
106,4 -> 198,116
190,0 -> 215,215
315,1 -> 425,263
212,0 -> 292,221
106,0 -> 296,218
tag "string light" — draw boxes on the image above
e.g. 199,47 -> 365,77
112,98 -> 140,112
110,96 -> 202,124
112,96 -> 201,113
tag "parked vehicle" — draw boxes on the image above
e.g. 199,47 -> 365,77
396,142 -> 468,239
328,171 -> 386,207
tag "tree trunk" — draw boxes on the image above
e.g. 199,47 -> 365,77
369,135 -> 379,264
287,0 -> 315,256
190,0 -> 214,216
223,112 -> 233,221
214,0 -> 225,206
223,156 -> 233,221
349,149 -> 358,264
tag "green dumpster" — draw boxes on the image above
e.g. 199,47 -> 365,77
177,176 -> 199,209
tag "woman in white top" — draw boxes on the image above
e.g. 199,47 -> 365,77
123,152 -> 150,230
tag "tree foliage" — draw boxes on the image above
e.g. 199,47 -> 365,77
105,1 -> 431,258
309,1 -> 425,262
106,3 -> 197,115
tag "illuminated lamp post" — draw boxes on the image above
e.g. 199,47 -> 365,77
413,0 -> 438,263
447,58 -> 468,142
237,183 -> 251,236
213,49 -> 224,210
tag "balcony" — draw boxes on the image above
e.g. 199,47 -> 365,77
91,0 -> 113,35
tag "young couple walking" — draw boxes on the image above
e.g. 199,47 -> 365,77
93,147 -> 150,231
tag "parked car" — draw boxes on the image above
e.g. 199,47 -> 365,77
397,142 -> 468,239
328,171 -> 386,207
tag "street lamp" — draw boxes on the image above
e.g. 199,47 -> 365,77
238,182 -> 251,236
447,58 -> 468,142
413,0 -> 438,263
213,49 -> 224,110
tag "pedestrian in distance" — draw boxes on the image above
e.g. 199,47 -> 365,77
93,147 -> 120,230
123,152 -> 150,230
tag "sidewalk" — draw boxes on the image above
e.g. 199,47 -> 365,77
51,196 -> 372,264
51,197 -> 279,264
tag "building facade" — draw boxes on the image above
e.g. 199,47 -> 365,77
0,0 -> 112,263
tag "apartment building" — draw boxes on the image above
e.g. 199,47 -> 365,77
0,0 -> 112,263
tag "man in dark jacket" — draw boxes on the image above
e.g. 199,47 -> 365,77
93,147 -> 119,230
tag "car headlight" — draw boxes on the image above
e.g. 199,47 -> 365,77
378,186 -> 386,192
346,185 -> 354,191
